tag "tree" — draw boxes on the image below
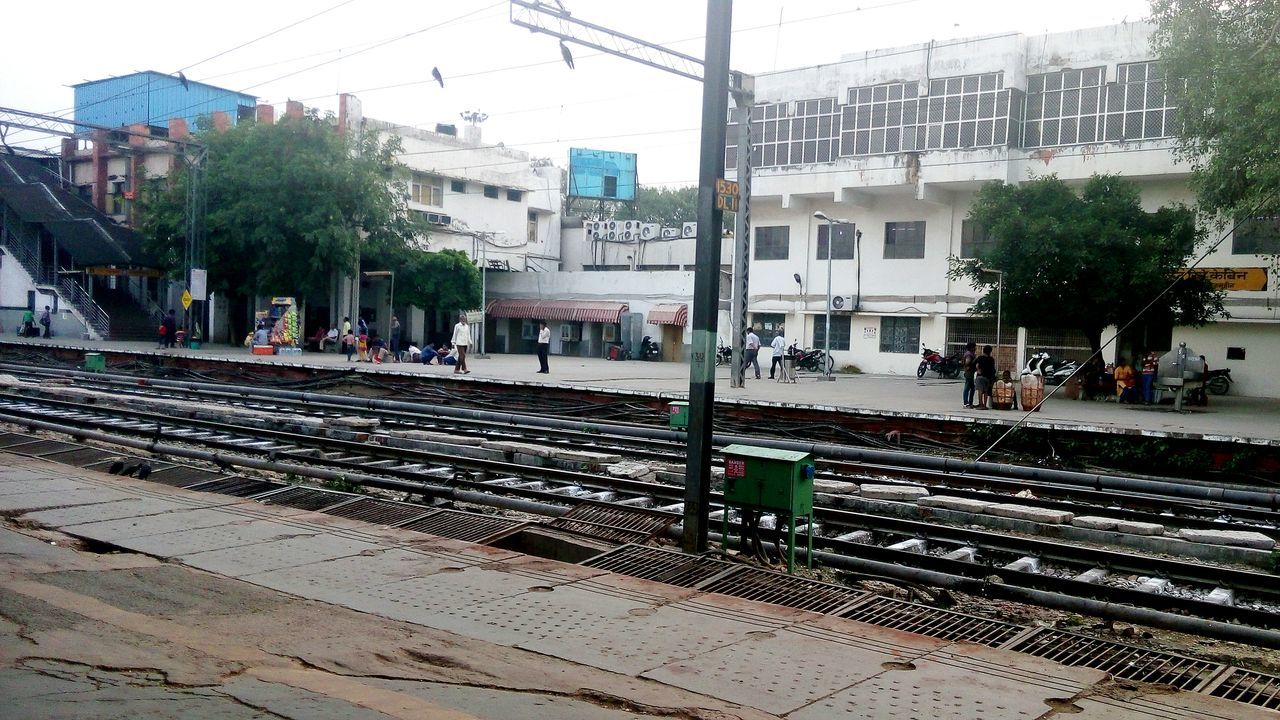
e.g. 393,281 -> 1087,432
948,174 -> 1226,354
363,244 -> 481,317
622,185 -> 733,230
139,110 -> 420,309
1150,0 -> 1280,220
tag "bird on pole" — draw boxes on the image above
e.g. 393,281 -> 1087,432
560,41 -> 575,70
177,71 -> 190,90
431,67 -> 444,88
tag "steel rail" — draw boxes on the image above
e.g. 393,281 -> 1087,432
2,398 -> 1278,628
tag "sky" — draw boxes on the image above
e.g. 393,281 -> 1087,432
2,0 -> 1154,188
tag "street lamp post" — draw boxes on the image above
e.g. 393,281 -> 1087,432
813,211 -> 850,381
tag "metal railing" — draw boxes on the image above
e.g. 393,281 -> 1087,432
56,274 -> 110,338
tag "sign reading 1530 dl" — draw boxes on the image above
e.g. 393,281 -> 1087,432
715,179 -> 740,213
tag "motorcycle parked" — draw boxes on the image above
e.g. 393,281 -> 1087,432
1205,367 -> 1233,396
916,346 -> 964,379
1022,351 -> 1080,386
639,335 -> 662,361
788,343 -> 833,373
715,340 -> 733,366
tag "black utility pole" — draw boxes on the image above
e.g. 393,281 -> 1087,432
682,0 -> 733,553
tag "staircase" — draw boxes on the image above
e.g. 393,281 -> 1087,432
94,289 -> 160,342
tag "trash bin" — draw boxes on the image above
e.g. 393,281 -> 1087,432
992,378 -> 1016,410
1020,374 -> 1044,411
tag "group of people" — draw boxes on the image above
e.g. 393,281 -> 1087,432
960,342 -> 999,409
327,312 -> 473,374
155,309 -> 178,348
739,326 -> 789,380
16,306 -> 53,338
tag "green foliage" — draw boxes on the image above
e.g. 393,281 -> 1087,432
364,245 -> 482,316
322,475 -> 366,494
1150,1 -> 1280,220
948,174 -> 1226,352
622,185 -> 733,230
138,111 -> 419,302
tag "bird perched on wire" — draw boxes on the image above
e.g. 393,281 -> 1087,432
560,41 -> 575,70
431,67 -> 444,88
177,71 -> 190,91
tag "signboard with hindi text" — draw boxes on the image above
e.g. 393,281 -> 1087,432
1184,267 -> 1268,291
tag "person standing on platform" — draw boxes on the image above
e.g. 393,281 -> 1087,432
39,306 -> 52,338
21,308 -> 35,338
390,315 -> 401,361
769,328 -> 787,379
1114,359 -> 1137,403
536,320 -> 551,374
451,313 -> 472,374
1140,349 -> 1158,404
961,341 -> 977,408
973,345 -> 996,409
163,310 -> 177,349
743,327 -> 761,380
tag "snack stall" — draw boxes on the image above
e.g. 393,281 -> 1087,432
253,297 -> 301,355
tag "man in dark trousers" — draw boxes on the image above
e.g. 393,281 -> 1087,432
973,344 -> 997,409
162,309 -> 177,349
536,320 -> 550,373
39,306 -> 52,338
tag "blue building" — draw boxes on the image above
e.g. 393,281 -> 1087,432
73,71 -> 256,131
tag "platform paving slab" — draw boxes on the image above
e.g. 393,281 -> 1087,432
917,495 -> 997,513
860,483 -> 930,501
985,502 -> 1075,524
1072,515 -> 1121,531
1116,520 -> 1167,536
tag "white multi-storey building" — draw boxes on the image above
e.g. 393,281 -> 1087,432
733,22 -> 1280,397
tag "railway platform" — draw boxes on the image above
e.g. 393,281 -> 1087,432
4,336 -> 1279,447
0,451 -> 1271,719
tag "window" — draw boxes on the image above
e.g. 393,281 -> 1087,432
751,313 -> 786,346
884,221 -> 926,259
521,320 -> 538,340
483,185 -> 499,199
816,223 -> 857,260
1026,62 -> 1175,147
602,176 -> 619,198
450,179 -> 466,193
411,174 -> 443,206
506,189 -> 523,202
527,211 -> 539,244
960,219 -> 996,258
879,316 -> 921,353
754,226 -> 790,260
812,315 -> 851,351
725,97 -> 840,169
1233,216 -> 1280,254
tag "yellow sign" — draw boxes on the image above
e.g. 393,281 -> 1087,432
1184,267 -> 1268,291
181,289 -> 193,310
715,178 -> 740,213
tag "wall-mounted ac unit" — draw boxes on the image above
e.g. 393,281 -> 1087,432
640,223 -> 660,240
424,212 -> 451,226
681,221 -> 698,239
830,295 -> 854,311
660,227 -> 681,239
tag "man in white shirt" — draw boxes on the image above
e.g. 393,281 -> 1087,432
769,327 -> 787,379
451,313 -> 472,374
536,320 -> 551,373
743,327 -> 762,380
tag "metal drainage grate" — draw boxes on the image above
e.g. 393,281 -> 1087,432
581,544 -> 735,588
254,485 -> 354,512
839,595 -> 1024,647
42,446 -> 121,467
700,566 -> 868,614
0,433 -> 40,448
1008,629 -> 1226,690
143,465 -> 227,487
7,439 -> 83,457
1208,668 -> 1280,709
186,477 -> 287,498
547,501 -> 678,544
322,498 -> 435,526
398,509 -> 528,544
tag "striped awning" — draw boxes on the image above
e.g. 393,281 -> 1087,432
647,303 -> 689,326
487,299 -> 628,324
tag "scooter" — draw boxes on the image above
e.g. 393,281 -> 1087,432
1023,352 -> 1080,385
917,346 -> 964,379
715,339 -> 733,366
639,335 -> 662,361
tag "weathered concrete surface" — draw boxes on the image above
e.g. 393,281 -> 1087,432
858,484 -> 929,501
916,495 -> 997,513
985,503 -> 1075,525
1115,520 -> 1166,536
1178,528 -> 1276,549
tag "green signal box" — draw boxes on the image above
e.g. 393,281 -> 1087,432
84,353 -> 106,372
668,401 -> 689,430
721,444 -> 816,572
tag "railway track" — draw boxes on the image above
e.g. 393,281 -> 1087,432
1,371 -> 1278,647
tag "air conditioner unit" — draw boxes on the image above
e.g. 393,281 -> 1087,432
607,231 -> 617,241
640,223 -> 660,240
623,220 -> 637,231
681,221 -> 698,239
830,295 -> 854,311
438,214 -> 451,225
660,227 -> 681,239
607,220 -> 618,231
583,221 -> 599,237
621,230 -> 634,242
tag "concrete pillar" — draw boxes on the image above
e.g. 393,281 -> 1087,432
1015,326 -> 1028,375
210,111 -> 231,133
285,100 -> 304,121
91,130 -> 108,212
168,118 -> 190,140
256,104 -> 275,125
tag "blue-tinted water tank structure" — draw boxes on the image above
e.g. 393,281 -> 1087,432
73,71 -> 257,132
